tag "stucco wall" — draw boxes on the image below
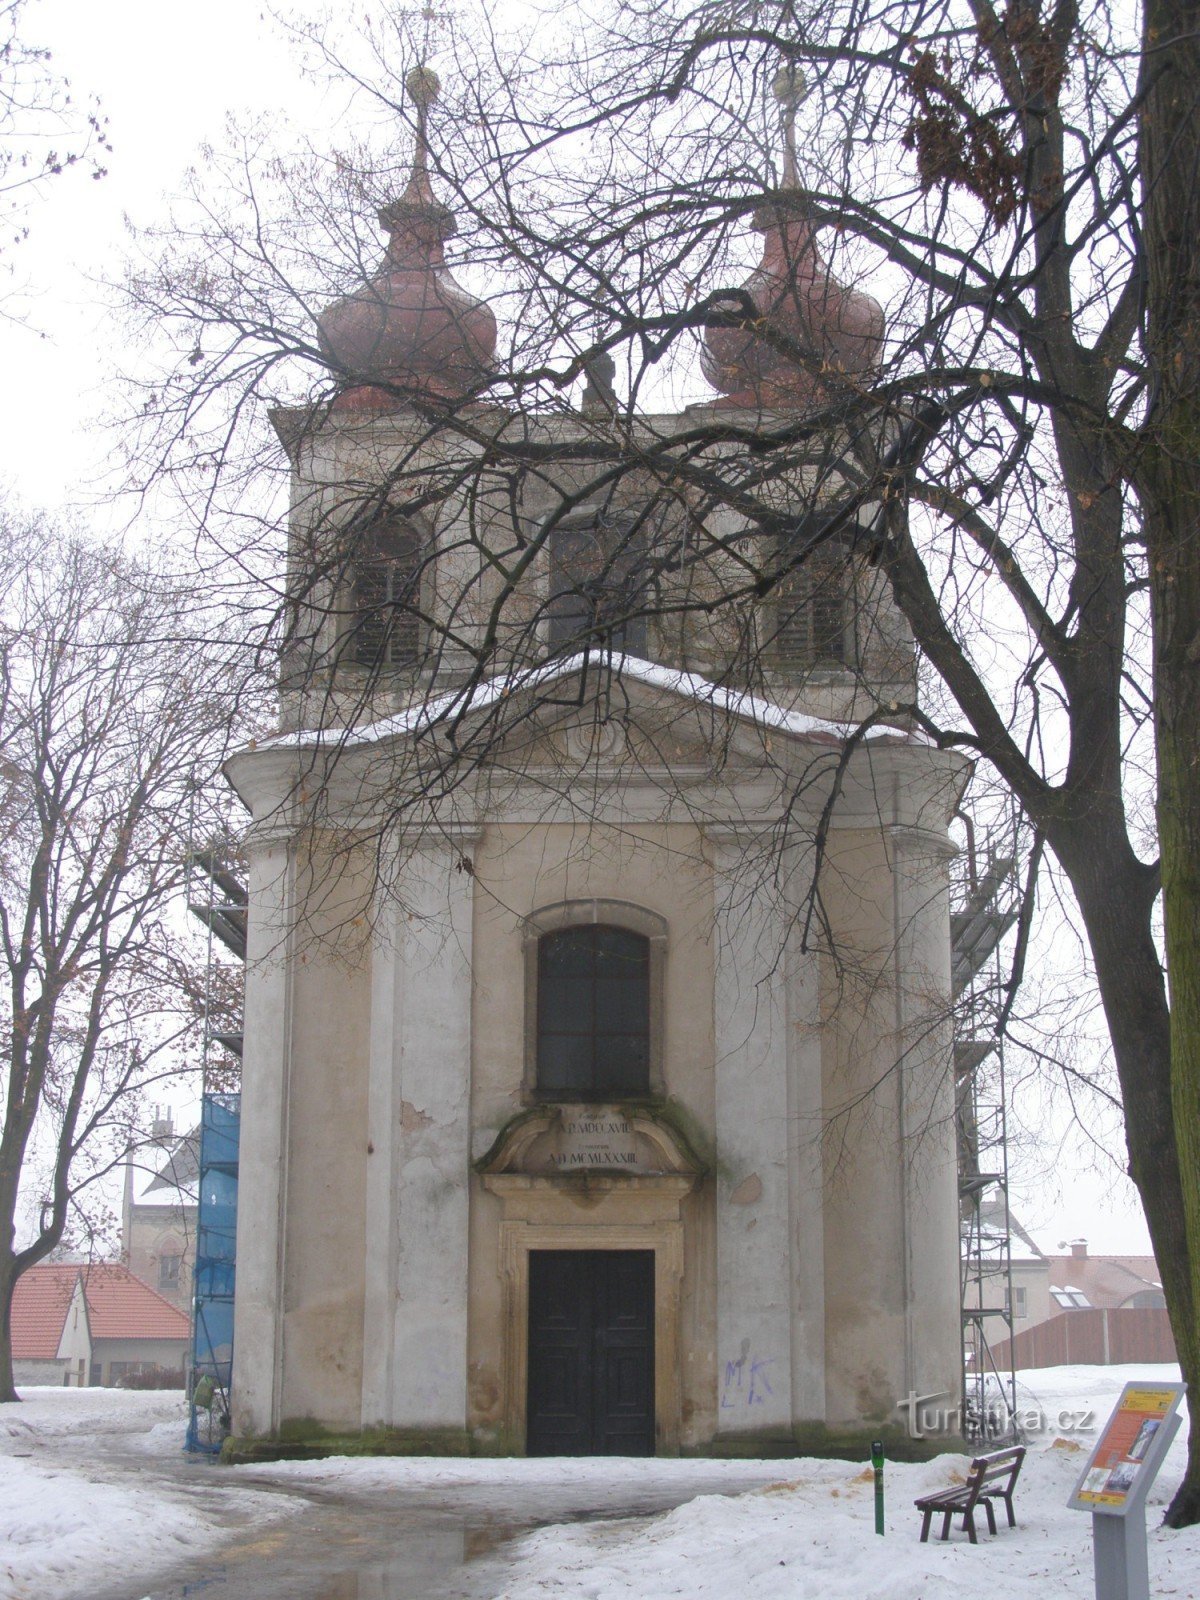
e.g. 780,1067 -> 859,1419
466,819 -> 717,1450
818,822 -> 960,1433
278,844 -> 372,1430
229,701 -> 965,1452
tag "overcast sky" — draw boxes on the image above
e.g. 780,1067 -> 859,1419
0,0 -> 1155,1260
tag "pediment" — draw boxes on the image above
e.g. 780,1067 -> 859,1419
490,704 -> 729,780
477,1104 -> 706,1181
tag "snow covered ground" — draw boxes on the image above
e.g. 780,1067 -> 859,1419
486,1364 -> 1200,1599
2,1365 -> 1199,1600
0,1388 -> 297,1600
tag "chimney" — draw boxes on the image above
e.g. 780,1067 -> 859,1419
1070,1239 -> 1088,1260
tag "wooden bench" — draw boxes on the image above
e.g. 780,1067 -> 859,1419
915,1445 -> 1026,1544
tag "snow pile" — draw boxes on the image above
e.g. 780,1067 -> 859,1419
1,1452 -> 236,1600
0,1385 -> 186,1444
488,1365 -> 1200,1600
244,1453 -> 795,1495
3,1368 -> 1199,1600
0,1388 -> 295,1600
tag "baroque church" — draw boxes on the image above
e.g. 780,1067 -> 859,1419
224,65 -> 969,1457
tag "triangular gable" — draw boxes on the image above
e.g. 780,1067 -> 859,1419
11,1264 -> 83,1360
82,1264 -> 191,1341
229,655 -> 927,795
54,1274 -> 92,1362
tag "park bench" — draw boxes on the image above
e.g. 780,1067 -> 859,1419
914,1445 -> 1026,1544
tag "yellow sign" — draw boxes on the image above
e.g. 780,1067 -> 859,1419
1071,1383 -> 1184,1513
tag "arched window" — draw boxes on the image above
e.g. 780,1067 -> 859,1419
536,924 -> 651,1099
352,518 -> 422,669
547,511 -> 648,655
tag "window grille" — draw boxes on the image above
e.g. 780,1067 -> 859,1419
352,519 -> 422,668
773,526 -> 852,670
536,924 -> 650,1099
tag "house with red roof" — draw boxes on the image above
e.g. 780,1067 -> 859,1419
12,1262 -> 190,1387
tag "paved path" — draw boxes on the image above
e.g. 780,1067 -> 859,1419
51,1422 -> 784,1600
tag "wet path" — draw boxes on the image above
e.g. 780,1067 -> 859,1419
71,1432 -> 784,1600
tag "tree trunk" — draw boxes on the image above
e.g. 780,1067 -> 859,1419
1138,0 -> 1200,1531
0,1248 -> 18,1404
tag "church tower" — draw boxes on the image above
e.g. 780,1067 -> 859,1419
225,64 -> 968,1458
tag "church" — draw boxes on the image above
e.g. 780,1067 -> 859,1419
223,65 -> 969,1458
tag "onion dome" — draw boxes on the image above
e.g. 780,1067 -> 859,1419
318,66 -> 497,407
701,66 -> 884,409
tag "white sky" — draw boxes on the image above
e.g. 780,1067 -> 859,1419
0,0 -> 1155,1257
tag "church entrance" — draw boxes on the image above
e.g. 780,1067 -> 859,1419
526,1250 -> 655,1455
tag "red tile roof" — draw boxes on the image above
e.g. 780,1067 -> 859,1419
1045,1252 -> 1162,1308
83,1265 -> 190,1341
11,1264 -> 82,1359
11,1262 -> 189,1359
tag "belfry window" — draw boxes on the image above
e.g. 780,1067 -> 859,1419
351,519 -> 422,669
536,924 -> 651,1100
773,523 -> 852,670
547,513 -> 649,656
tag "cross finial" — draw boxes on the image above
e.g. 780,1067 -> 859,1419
771,62 -> 809,189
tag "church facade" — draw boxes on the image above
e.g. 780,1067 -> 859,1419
224,67 -> 969,1458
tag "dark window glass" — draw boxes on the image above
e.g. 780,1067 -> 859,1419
537,925 -> 650,1099
548,516 -> 648,655
353,520 -> 422,668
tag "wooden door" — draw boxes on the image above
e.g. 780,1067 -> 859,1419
526,1250 -> 655,1455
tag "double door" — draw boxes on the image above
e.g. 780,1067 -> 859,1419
526,1249 -> 655,1455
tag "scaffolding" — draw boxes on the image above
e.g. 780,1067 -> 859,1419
185,1092 -> 241,1453
952,835 -> 1020,1444
184,839 -> 246,1454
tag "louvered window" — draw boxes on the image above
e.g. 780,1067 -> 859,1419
352,520 -> 421,669
774,534 -> 850,669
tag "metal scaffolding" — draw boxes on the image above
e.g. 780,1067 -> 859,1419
184,839 -> 246,1454
952,833 -> 1020,1444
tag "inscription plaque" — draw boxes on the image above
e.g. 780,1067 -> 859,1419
546,1111 -> 639,1171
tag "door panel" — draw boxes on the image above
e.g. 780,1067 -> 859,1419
527,1250 -> 654,1455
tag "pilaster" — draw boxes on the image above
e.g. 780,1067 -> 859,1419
708,827 -> 794,1437
360,828 -> 478,1434
230,834 -> 296,1437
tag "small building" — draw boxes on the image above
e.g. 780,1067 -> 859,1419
990,1234 -> 1175,1371
11,1263 -> 190,1388
1045,1239 -> 1165,1314
121,1118 -> 200,1314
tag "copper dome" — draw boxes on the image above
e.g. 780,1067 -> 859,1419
701,68 -> 884,409
318,68 -> 497,407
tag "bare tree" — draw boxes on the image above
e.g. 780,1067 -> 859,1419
0,0 -> 108,276
0,510 -> 247,1401
117,0 -> 1200,1520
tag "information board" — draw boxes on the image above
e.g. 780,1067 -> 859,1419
1068,1382 -> 1186,1517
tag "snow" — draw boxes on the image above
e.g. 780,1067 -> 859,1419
0,1388 -> 297,1600
0,1385 -> 187,1447
261,653 -> 928,756
3,1366 -> 1199,1600
480,1364 -> 1200,1600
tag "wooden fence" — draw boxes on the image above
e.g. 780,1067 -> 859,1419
991,1307 -> 1176,1371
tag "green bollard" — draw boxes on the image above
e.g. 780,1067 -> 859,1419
871,1439 -> 885,1535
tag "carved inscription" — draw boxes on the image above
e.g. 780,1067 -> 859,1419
546,1111 -> 639,1170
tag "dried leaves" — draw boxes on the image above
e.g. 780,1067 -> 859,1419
902,48 -> 1022,227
